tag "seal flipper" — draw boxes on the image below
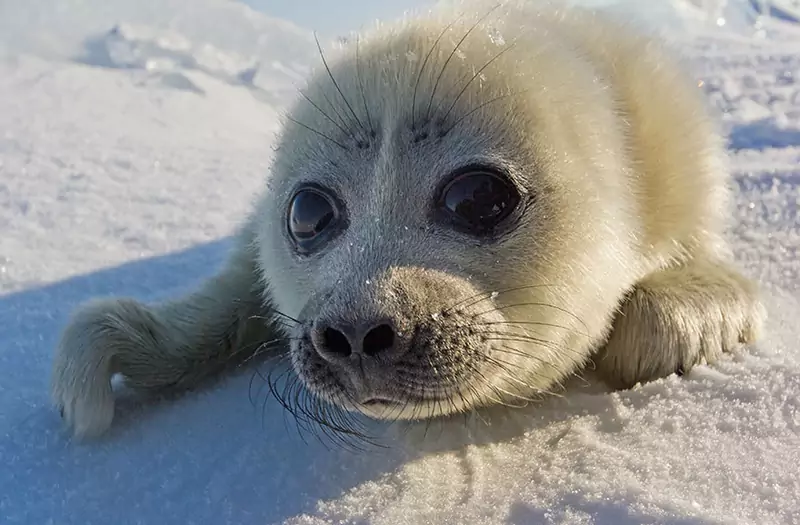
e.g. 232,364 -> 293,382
50,219 -> 281,438
594,258 -> 766,390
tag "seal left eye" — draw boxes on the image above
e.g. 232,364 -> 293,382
288,188 -> 340,250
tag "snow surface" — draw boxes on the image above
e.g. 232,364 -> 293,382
1,1 -> 799,524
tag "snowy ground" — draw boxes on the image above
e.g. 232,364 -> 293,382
1,1 -> 799,524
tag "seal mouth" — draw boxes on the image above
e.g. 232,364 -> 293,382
359,391 -> 454,407
360,397 -> 400,407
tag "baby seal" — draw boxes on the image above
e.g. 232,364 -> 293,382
51,0 -> 765,438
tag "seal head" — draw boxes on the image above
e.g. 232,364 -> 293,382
256,6 -> 643,420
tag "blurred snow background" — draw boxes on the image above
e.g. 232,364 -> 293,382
0,0 -> 798,524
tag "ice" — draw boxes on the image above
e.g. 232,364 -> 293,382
0,0 -> 798,524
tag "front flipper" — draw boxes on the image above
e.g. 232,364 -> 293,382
50,223 -> 282,438
595,258 -> 765,389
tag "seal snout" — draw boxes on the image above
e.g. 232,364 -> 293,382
290,265 -> 514,419
310,317 -> 406,362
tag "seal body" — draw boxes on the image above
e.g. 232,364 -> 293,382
51,0 -> 765,438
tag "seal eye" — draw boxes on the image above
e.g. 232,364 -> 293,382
438,168 -> 520,235
288,187 -> 340,251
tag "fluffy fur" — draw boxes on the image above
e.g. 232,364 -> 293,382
51,0 -> 765,439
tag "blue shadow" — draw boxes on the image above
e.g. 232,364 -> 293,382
728,119 -> 800,151
0,238 -> 406,525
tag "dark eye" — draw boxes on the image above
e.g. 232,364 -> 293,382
287,187 -> 341,251
438,168 -> 520,235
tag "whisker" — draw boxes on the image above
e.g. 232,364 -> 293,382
429,67 -> 472,111
444,283 -> 562,314
488,344 -> 548,363
439,41 -> 518,124
411,13 -> 466,130
248,357 -> 275,409
443,89 -> 528,135
478,319 -> 590,339
285,377 -> 314,444
467,384 -> 491,427
482,382 -> 532,408
297,89 -> 358,143
481,328 -> 585,350
237,340 -> 289,367
421,354 -> 437,439
355,34 -> 375,135
284,115 -> 348,150
318,88 -> 359,141
247,312 -> 301,330
265,365 -> 307,443
314,32 -> 368,139
483,334 -> 587,359
477,353 -> 559,398
255,354 -> 383,451
273,310 -> 302,324
474,302 -> 590,332
424,3 -> 503,122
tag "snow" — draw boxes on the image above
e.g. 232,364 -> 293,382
1,0 -> 798,524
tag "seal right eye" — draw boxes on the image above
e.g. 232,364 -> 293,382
436,167 -> 521,236
288,187 -> 341,252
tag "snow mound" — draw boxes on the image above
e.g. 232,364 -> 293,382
0,0 -> 317,105
0,0 -> 315,62
79,22 -> 310,100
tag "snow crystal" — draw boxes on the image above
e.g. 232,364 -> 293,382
488,27 -> 506,46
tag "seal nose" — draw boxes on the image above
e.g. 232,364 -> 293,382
312,319 -> 398,361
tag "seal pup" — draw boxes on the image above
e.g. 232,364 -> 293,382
51,0 -> 765,439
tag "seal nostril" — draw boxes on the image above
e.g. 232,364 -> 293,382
323,326 -> 352,357
363,323 -> 395,356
